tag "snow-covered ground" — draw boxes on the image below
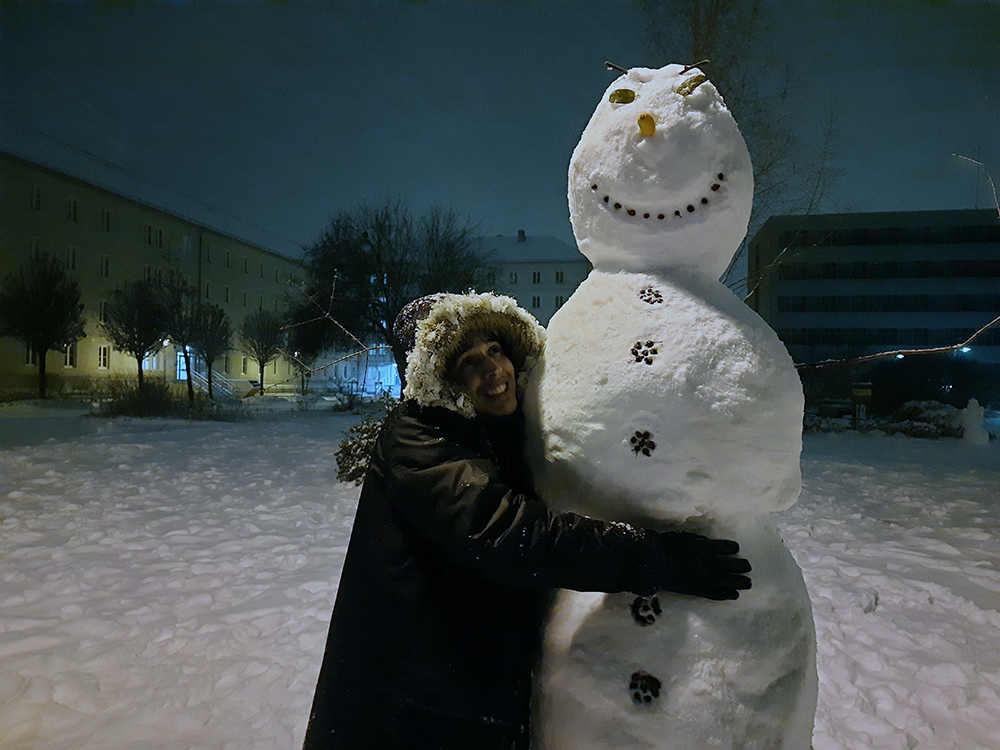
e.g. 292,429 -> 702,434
0,402 -> 997,750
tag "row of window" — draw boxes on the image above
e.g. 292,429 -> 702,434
27,343 -> 290,378
493,271 -> 568,285
203,245 -> 287,282
25,186 -> 290,281
778,327 -> 1000,347
28,184 -> 161,240
776,223 -> 1000,249
529,295 -> 567,310
25,241 -> 291,290
778,294 -> 1000,314
777,258 -> 1000,280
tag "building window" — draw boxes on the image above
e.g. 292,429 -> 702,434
225,286 -> 230,303
532,296 -> 541,308
510,272 -> 518,284
156,227 -> 163,248
102,208 -> 111,232
142,352 -> 158,370
146,225 -> 154,244
242,357 -> 249,375
144,265 -> 153,282
243,291 -> 248,307
225,251 -> 231,269
224,355 -> 231,374
259,295 -> 264,310
555,295 -> 565,308
204,281 -> 211,299
532,271 -> 541,284
98,345 -> 110,369
99,300 -> 109,322
67,197 -> 78,222
555,271 -> 564,283
29,185 -> 41,211
63,343 -> 78,368
29,237 -> 41,259
66,246 -> 77,271
25,344 -> 38,366
243,257 -> 249,274
100,255 -> 111,278
260,262 -> 264,279
275,268 -> 279,282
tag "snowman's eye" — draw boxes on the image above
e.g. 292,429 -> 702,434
609,89 -> 636,104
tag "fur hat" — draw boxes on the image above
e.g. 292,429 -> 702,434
395,292 -> 545,418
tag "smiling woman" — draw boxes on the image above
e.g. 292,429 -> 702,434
449,338 -> 519,417
301,291 -> 752,750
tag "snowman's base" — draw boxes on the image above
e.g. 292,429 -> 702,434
534,517 -> 817,750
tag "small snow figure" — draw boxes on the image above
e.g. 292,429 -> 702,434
963,398 -> 990,445
525,64 -> 817,749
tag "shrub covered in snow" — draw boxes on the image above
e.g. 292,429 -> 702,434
334,392 -> 398,485
882,400 -> 964,438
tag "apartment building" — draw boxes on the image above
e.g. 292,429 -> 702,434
747,209 -> 1000,364
481,230 -> 590,325
0,152 -> 301,396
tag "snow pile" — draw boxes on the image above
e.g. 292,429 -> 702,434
0,407 -> 998,749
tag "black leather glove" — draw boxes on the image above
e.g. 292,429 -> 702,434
653,531 -> 752,601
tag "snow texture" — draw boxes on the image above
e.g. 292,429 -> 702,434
526,63 -> 814,748
0,404 -> 998,749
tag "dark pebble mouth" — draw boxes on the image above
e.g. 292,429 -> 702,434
589,172 -> 726,220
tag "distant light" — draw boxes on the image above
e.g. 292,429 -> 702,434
896,354 -> 905,359
163,339 -> 170,346
960,346 -> 971,353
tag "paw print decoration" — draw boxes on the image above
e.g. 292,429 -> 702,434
630,430 -> 657,457
631,341 -> 658,365
630,595 -> 663,626
629,671 -> 662,705
638,287 -> 664,305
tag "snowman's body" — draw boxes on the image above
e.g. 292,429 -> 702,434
524,65 -> 817,749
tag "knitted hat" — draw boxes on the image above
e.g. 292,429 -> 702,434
395,292 -> 545,418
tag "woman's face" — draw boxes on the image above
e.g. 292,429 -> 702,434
450,338 -> 518,416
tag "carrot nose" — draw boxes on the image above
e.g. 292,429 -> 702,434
638,113 -> 656,137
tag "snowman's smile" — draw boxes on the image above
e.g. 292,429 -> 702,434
588,172 -> 727,221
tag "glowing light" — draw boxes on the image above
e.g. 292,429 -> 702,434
960,347 -> 972,353
896,354 -> 905,359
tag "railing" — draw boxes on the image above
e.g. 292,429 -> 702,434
189,369 -> 240,397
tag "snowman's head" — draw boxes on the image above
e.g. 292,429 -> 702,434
568,64 -> 753,279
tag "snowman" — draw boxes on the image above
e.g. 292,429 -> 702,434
524,64 -> 817,749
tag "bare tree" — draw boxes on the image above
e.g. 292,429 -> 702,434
635,0 -> 841,289
191,303 -> 233,400
101,279 -> 170,390
300,198 -> 494,383
162,271 -> 202,404
240,309 -> 285,393
0,253 -> 86,398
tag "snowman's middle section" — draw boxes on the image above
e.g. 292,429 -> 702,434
525,269 -> 803,528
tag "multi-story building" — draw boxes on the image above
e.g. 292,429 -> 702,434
0,151 -> 302,396
747,209 -> 1000,365
481,230 -> 590,325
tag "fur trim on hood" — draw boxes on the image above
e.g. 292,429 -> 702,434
400,292 -> 545,418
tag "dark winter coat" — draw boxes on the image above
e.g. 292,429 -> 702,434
302,401 -> 671,750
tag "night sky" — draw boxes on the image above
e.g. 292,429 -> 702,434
2,0 -> 998,258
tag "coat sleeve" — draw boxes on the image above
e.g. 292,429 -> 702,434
381,410 -> 665,595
